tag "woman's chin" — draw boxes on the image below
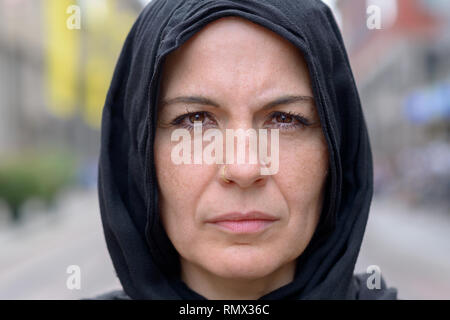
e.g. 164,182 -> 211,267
204,255 -> 281,281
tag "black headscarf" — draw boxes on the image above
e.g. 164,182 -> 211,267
98,0 -> 397,299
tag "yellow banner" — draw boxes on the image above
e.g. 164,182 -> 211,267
44,0 -> 80,118
44,0 -> 136,129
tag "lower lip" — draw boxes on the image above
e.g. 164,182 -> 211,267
212,220 -> 276,233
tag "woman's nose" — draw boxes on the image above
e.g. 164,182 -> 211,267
220,163 -> 267,188
218,119 -> 269,188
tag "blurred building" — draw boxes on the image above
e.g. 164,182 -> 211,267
337,0 -> 450,206
0,0 -> 142,159
0,0 -> 44,155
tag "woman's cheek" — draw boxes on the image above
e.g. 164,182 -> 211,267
277,136 -> 328,204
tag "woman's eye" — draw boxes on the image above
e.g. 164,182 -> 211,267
170,110 -> 311,131
266,111 -> 311,130
171,111 -> 217,130
275,113 -> 293,123
188,112 -> 205,123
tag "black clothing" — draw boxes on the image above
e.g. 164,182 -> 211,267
97,0 -> 397,299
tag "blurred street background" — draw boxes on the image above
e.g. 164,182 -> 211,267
0,0 -> 449,299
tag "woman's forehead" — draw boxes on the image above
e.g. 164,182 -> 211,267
160,17 -> 312,103
164,16 -> 305,67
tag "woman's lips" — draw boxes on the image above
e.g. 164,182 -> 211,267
206,211 -> 278,233
214,220 -> 275,233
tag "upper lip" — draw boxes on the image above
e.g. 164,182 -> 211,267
206,211 -> 279,223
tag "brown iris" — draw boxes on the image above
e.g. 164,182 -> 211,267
189,112 -> 205,123
275,113 -> 293,123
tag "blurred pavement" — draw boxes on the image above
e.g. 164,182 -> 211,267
0,189 -> 121,299
355,197 -> 450,299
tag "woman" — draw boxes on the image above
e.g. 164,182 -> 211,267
96,0 -> 397,299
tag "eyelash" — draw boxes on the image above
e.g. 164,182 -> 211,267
267,111 -> 312,131
169,109 -> 312,131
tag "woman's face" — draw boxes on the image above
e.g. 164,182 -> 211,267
154,17 -> 329,292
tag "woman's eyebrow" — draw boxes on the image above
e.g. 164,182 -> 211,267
160,94 -> 315,109
160,96 -> 220,108
261,95 -> 315,110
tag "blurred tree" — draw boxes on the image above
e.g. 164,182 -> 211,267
0,151 -> 77,222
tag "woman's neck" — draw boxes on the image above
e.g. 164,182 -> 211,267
180,259 -> 296,300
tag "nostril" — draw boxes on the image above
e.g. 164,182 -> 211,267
254,177 -> 265,185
